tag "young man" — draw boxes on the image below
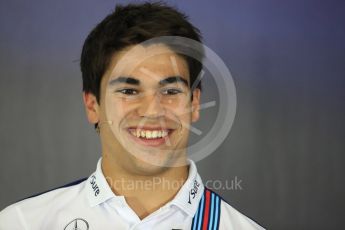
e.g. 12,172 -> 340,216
0,2 -> 264,229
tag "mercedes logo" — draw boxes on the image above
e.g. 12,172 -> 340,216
64,218 -> 89,230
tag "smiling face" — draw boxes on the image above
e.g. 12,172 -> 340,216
84,43 -> 201,175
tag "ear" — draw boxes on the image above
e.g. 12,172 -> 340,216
83,92 -> 100,124
191,88 -> 201,122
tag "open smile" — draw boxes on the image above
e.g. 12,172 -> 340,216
126,127 -> 175,147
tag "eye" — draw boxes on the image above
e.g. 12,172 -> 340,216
161,88 -> 183,95
115,88 -> 138,95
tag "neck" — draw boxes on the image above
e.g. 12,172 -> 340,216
101,152 -> 189,219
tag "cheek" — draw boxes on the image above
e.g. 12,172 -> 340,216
166,104 -> 193,123
163,96 -> 192,111
105,97 -> 131,121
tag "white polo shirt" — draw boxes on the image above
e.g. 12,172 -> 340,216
0,158 -> 265,230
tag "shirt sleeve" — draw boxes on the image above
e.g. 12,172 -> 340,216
0,204 -> 27,230
219,201 -> 266,230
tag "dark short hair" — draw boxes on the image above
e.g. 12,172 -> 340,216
80,1 -> 204,104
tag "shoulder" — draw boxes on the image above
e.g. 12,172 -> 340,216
0,204 -> 21,230
0,177 -> 87,229
205,188 -> 265,230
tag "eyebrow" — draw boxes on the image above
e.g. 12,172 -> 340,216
108,76 -> 140,85
108,76 -> 189,87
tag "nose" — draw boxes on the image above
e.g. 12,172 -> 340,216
137,90 -> 165,118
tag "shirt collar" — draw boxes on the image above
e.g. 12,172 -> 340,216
86,157 -> 204,217
169,159 -> 205,217
86,158 -> 123,207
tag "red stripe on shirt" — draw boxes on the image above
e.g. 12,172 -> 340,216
202,189 -> 211,230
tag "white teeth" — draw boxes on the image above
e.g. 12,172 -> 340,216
130,129 -> 170,139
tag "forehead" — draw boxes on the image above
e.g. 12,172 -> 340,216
105,43 -> 190,84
